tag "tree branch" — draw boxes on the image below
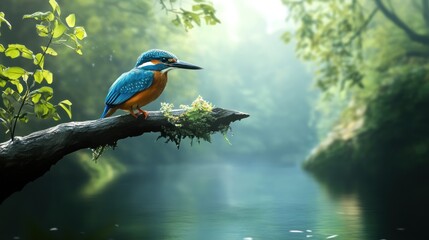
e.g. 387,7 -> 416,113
0,108 -> 249,203
375,0 -> 429,46
348,7 -> 379,45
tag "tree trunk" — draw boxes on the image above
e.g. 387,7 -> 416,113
0,108 -> 249,203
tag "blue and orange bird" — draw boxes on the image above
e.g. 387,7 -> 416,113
101,49 -> 202,119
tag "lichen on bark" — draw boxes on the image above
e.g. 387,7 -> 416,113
159,96 -> 230,148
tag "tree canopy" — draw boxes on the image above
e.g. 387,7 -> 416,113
283,0 -> 429,93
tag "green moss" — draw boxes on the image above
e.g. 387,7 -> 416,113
92,142 -> 117,161
159,96 -> 230,148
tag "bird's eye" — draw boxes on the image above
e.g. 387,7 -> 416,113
160,57 -> 168,63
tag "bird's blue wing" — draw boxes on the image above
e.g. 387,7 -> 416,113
104,69 -> 154,106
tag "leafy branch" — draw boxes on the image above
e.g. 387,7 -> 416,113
283,0 -> 429,94
103,0 -> 220,31
159,0 -> 221,30
283,0 -> 367,92
0,0 -> 87,140
10,34 -> 54,141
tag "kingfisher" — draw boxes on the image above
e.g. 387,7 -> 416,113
101,49 -> 202,119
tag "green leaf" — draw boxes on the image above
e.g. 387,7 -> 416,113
34,69 -> 43,83
34,103 -> 48,117
42,70 -> 53,84
172,15 -> 182,26
3,67 -> 26,79
192,4 -> 202,11
4,44 -> 34,59
10,79 -> 24,93
53,20 -> 67,38
5,48 -> 20,58
7,44 -> 30,51
59,99 -> 72,105
34,53 -> 45,69
32,93 -> 42,104
33,69 -> 53,84
76,49 -> 83,55
66,14 -> 76,27
23,11 -> 54,21
191,13 -> 201,26
36,24 -> 50,37
74,26 -> 87,40
49,0 -> 61,16
200,3 -> 215,12
52,112 -> 61,121
2,87 -> 18,111
0,44 -> 4,52
0,12 -> 12,30
38,86 -> 53,95
30,86 -> 54,104
22,73 -> 29,82
41,46 -> 58,56
58,99 -> 72,118
183,11 -> 201,26
20,48 -> 33,59
35,101 -> 56,119
75,45 -> 83,55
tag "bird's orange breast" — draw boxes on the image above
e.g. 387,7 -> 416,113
118,72 -> 168,110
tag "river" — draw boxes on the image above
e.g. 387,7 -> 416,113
0,155 -> 427,239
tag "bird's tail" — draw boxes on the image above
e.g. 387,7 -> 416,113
101,105 -> 110,118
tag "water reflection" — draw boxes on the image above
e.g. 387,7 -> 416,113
1,157 -> 428,239
77,152 -> 127,198
110,160 -> 324,239
312,169 -> 429,240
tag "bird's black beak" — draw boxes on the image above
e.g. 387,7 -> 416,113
170,60 -> 202,70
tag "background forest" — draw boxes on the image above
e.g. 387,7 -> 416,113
1,0 -> 429,239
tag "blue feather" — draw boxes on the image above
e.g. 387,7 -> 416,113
104,69 -> 154,107
100,105 -> 110,118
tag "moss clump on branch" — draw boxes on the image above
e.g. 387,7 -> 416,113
92,142 -> 116,161
159,96 -> 230,148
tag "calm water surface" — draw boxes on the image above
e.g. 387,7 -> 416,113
0,157 -> 427,239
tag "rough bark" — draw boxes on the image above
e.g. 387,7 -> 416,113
0,108 -> 249,203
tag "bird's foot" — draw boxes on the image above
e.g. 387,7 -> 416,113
137,108 -> 148,119
129,110 -> 139,118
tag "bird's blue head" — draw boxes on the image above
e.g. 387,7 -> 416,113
135,49 -> 202,72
